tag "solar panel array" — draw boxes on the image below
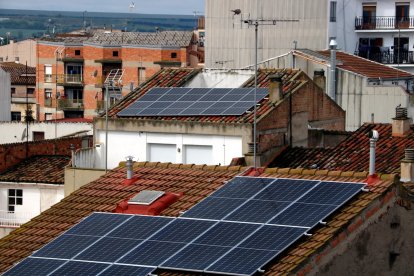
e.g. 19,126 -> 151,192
117,87 -> 269,117
5,177 -> 366,276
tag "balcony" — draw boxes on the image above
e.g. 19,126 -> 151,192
0,210 -> 36,228
355,16 -> 414,30
58,99 -> 84,110
56,74 -> 83,86
356,51 -> 414,64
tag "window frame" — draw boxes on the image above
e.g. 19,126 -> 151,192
8,189 -> 23,213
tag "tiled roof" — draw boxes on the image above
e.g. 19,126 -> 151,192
107,68 -> 306,124
0,162 -> 396,275
294,49 -> 414,79
86,31 -> 194,47
0,156 -> 70,184
0,62 -> 36,85
270,123 -> 414,174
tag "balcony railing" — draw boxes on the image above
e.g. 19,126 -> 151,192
0,210 -> 36,227
56,74 -> 83,85
355,16 -> 414,30
58,99 -> 84,110
356,51 -> 414,64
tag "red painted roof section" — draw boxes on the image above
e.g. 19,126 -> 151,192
0,62 -> 36,85
270,123 -> 414,174
0,162 -> 396,275
318,50 -> 414,79
0,155 -> 70,184
107,68 -> 305,124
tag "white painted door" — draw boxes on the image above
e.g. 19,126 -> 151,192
185,145 -> 213,165
148,144 -> 176,163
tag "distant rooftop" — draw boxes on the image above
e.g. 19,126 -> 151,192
0,62 -> 36,85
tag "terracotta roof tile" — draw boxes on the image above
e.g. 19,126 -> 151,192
0,62 -> 36,85
0,156 -> 69,184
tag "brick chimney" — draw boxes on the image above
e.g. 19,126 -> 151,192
313,70 -> 326,92
268,73 -> 283,103
392,106 -> 412,137
401,149 -> 414,182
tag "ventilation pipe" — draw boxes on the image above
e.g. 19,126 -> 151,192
329,39 -> 337,101
368,130 -> 379,176
125,156 -> 135,180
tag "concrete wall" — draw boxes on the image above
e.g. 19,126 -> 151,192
0,40 -> 36,66
0,121 -> 92,144
0,68 -> 11,121
64,167 -> 105,196
205,0 -> 330,68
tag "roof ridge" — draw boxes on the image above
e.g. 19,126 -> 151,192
123,161 -> 246,172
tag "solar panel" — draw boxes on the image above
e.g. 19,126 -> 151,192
224,200 -> 290,223
160,244 -> 230,272
205,248 -> 278,276
3,258 -> 66,276
66,213 -> 131,236
117,87 -> 268,117
181,197 -> 246,220
49,260 -> 109,276
254,179 -> 319,201
74,237 -> 143,262
32,234 -> 99,259
99,264 -> 156,276
211,177 -> 276,199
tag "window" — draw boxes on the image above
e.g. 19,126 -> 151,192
33,131 -> 45,141
45,88 -> 52,107
171,52 -> 177,58
8,189 -> 23,213
330,1 -> 337,22
75,49 -> 81,55
138,67 -> 146,85
45,113 -> 53,120
11,87 -> 15,95
113,51 -> 119,57
396,3 -> 410,28
44,64 -> 52,82
11,112 -> 21,121
27,88 -> 35,95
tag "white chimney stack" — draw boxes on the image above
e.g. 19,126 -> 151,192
369,130 -> 379,176
328,39 -> 337,101
401,149 -> 414,183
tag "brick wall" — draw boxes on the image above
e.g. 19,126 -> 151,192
0,136 -> 91,173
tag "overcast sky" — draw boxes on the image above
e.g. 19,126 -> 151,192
0,0 -> 204,15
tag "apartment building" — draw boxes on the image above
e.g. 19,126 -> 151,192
36,31 -> 199,120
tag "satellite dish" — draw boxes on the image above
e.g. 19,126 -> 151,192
93,70 -> 98,77
129,2 -> 135,12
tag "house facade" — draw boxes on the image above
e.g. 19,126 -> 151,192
36,31 -> 199,121
0,39 -> 36,67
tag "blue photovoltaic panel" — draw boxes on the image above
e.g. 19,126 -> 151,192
99,265 -> 156,276
32,234 -> 99,259
75,237 -> 143,262
66,213 -> 131,236
299,181 -> 365,205
254,179 -> 319,201
117,87 -> 269,117
3,258 -> 66,276
239,225 -> 307,251
224,200 -> 290,223
149,218 -> 216,243
206,248 -> 278,276
181,197 -> 246,220
49,260 -> 109,276
161,244 -> 230,272
211,177 -> 276,199
269,202 -> 338,227
108,215 -> 174,240
119,240 -> 186,266
193,222 -> 260,247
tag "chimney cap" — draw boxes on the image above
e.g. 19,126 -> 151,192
314,69 -> 325,76
268,73 -> 283,82
329,39 -> 337,49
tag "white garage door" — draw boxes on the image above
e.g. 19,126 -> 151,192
148,144 -> 176,163
185,145 -> 213,165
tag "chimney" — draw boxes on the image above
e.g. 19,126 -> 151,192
268,73 -> 283,103
401,149 -> 414,182
125,156 -> 135,180
328,39 -> 337,101
369,130 -> 379,176
392,106 -> 412,137
313,70 -> 326,92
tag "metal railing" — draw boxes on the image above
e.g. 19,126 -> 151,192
356,51 -> 414,64
56,74 -> 83,84
0,210 -> 36,227
355,16 -> 414,30
58,99 -> 84,110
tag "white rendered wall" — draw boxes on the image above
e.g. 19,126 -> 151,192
95,130 -> 243,169
0,122 -> 92,144
0,69 -> 11,121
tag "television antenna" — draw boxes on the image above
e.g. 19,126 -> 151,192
233,10 -> 299,169
129,2 -> 136,13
